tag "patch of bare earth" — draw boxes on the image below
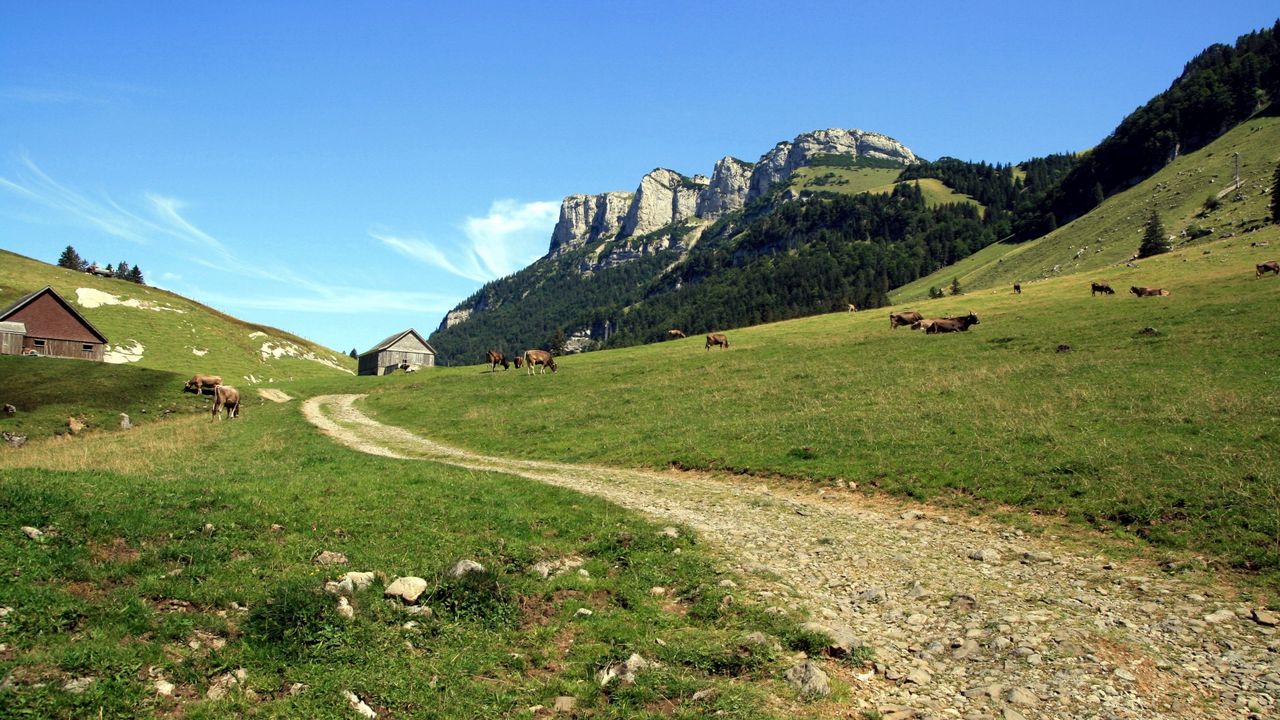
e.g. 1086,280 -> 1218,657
301,394 -> 1280,719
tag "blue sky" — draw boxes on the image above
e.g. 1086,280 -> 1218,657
2,2 -> 1276,353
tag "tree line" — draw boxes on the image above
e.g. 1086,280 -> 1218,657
57,245 -> 146,285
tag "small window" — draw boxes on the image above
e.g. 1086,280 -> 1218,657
83,344 -> 94,352
32,339 -> 45,348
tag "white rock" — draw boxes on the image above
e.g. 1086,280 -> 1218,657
784,659 -> 830,698
597,653 -> 651,686
336,596 -> 354,620
343,689 -> 378,719
20,526 -> 42,541
314,550 -> 348,566
341,571 -> 376,591
384,576 -> 428,604
447,559 -> 485,578
63,676 -> 94,694
154,679 -> 175,696
575,608 -> 593,618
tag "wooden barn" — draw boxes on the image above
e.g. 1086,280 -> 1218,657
0,286 -> 109,361
358,329 -> 436,375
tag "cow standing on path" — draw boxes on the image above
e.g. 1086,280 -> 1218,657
523,349 -> 556,375
705,333 -> 729,350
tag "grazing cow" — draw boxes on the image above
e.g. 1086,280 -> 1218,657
211,385 -> 241,420
847,303 -> 858,313
925,312 -> 980,334
1256,260 -> 1279,277
667,329 -> 686,339
512,355 -> 524,369
523,349 -> 557,375
485,350 -> 510,371
184,374 -> 223,394
705,333 -> 729,350
1130,286 -> 1170,297
1090,282 -> 1115,296
889,311 -> 924,329
1013,283 -> 1022,294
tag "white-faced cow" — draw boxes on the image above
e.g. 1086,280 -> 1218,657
185,374 -> 223,395
705,333 -> 729,350
523,349 -> 557,375
925,312 -> 980,334
889,311 -> 923,329
211,385 -> 241,420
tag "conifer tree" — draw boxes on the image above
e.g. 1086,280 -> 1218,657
56,245 -> 86,271
1137,209 -> 1171,258
114,261 -> 131,279
950,277 -> 963,296
348,348 -> 358,359
128,266 -> 144,285
1271,160 -> 1280,224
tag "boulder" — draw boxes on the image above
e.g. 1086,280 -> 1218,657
784,659 -> 830,698
384,576 -> 428,604
313,550 -> 348,566
447,559 -> 485,578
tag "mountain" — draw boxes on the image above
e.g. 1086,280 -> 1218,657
0,248 -> 355,382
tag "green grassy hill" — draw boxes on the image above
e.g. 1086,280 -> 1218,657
892,114 -> 1280,302
360,223 -> 1280,579
0,248 -> 355,381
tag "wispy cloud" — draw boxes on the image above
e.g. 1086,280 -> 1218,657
0,156 -> 449,316
375,199 -> 558,282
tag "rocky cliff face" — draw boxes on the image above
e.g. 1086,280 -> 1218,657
746,129 -> 919,200
696,156 -> 754,219
439,127 -> 918,333
548,191 -> 634,257
620,169 -> 708,238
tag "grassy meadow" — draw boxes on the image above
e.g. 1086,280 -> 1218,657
0,382 -> 846,719
359,229 -> 1280,579
893,114 -> 1280,302
0,248 -> 355,382
787,166 -> 981,209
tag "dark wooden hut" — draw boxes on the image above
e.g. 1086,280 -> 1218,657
0,286 -> 108,361
358,329 -> 436,376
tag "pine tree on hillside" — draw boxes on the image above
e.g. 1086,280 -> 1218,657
128,266 -> 144,285
1271,160 -> 1280,224
114,261 -> 131,279
348,348 -> 358,359
57,245 -> 86,271
1137,209 -> 1171,258
950,277 -> 964,296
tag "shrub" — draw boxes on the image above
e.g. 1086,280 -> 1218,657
430,568 -> 517,627
245,578 -> 340,651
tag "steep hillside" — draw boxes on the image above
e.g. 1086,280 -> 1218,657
892,113 -> 1280,302
0,248 -> 355,381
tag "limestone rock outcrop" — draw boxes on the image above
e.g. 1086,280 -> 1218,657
549,191 -> 634,256
621,169 -> 707,238
696,156 -> 754,219
746,128 -> 918,201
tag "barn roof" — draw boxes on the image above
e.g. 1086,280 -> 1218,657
359,328 -> 436,357
0,286 -> 109,344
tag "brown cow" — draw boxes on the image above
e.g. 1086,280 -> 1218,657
185,374 -> 222,394
512,355 -> 524,369
1130,286 -> 1170,297
211,385 -> 240,420
1090,282 -> 1115,296
667,329 -> 686,339
485,350 -> 509,372
523,349 -> 556,375
1256,261 -> 1279,277
705,333 -> 729,350
925,312 -> 980,334
889,311 -> 924,329
1013,283 -> 1021,294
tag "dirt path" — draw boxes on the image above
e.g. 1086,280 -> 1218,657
302,394 -> 1278,720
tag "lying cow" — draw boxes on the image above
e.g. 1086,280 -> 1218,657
925,312 -> 980,334
211,385 -> 241,420
889,311 -> 923,329
485,350 -> 510,372
1256,261 -> 1279,277
1091,282 -> 1115,296
705,333 -> 729,350
185,374 -> 223,394
667,329 -> 686,339
523,349 -> 557,375
1130,286 -> 1170,297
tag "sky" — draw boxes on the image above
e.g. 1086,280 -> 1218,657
1,2 -> 1277,353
